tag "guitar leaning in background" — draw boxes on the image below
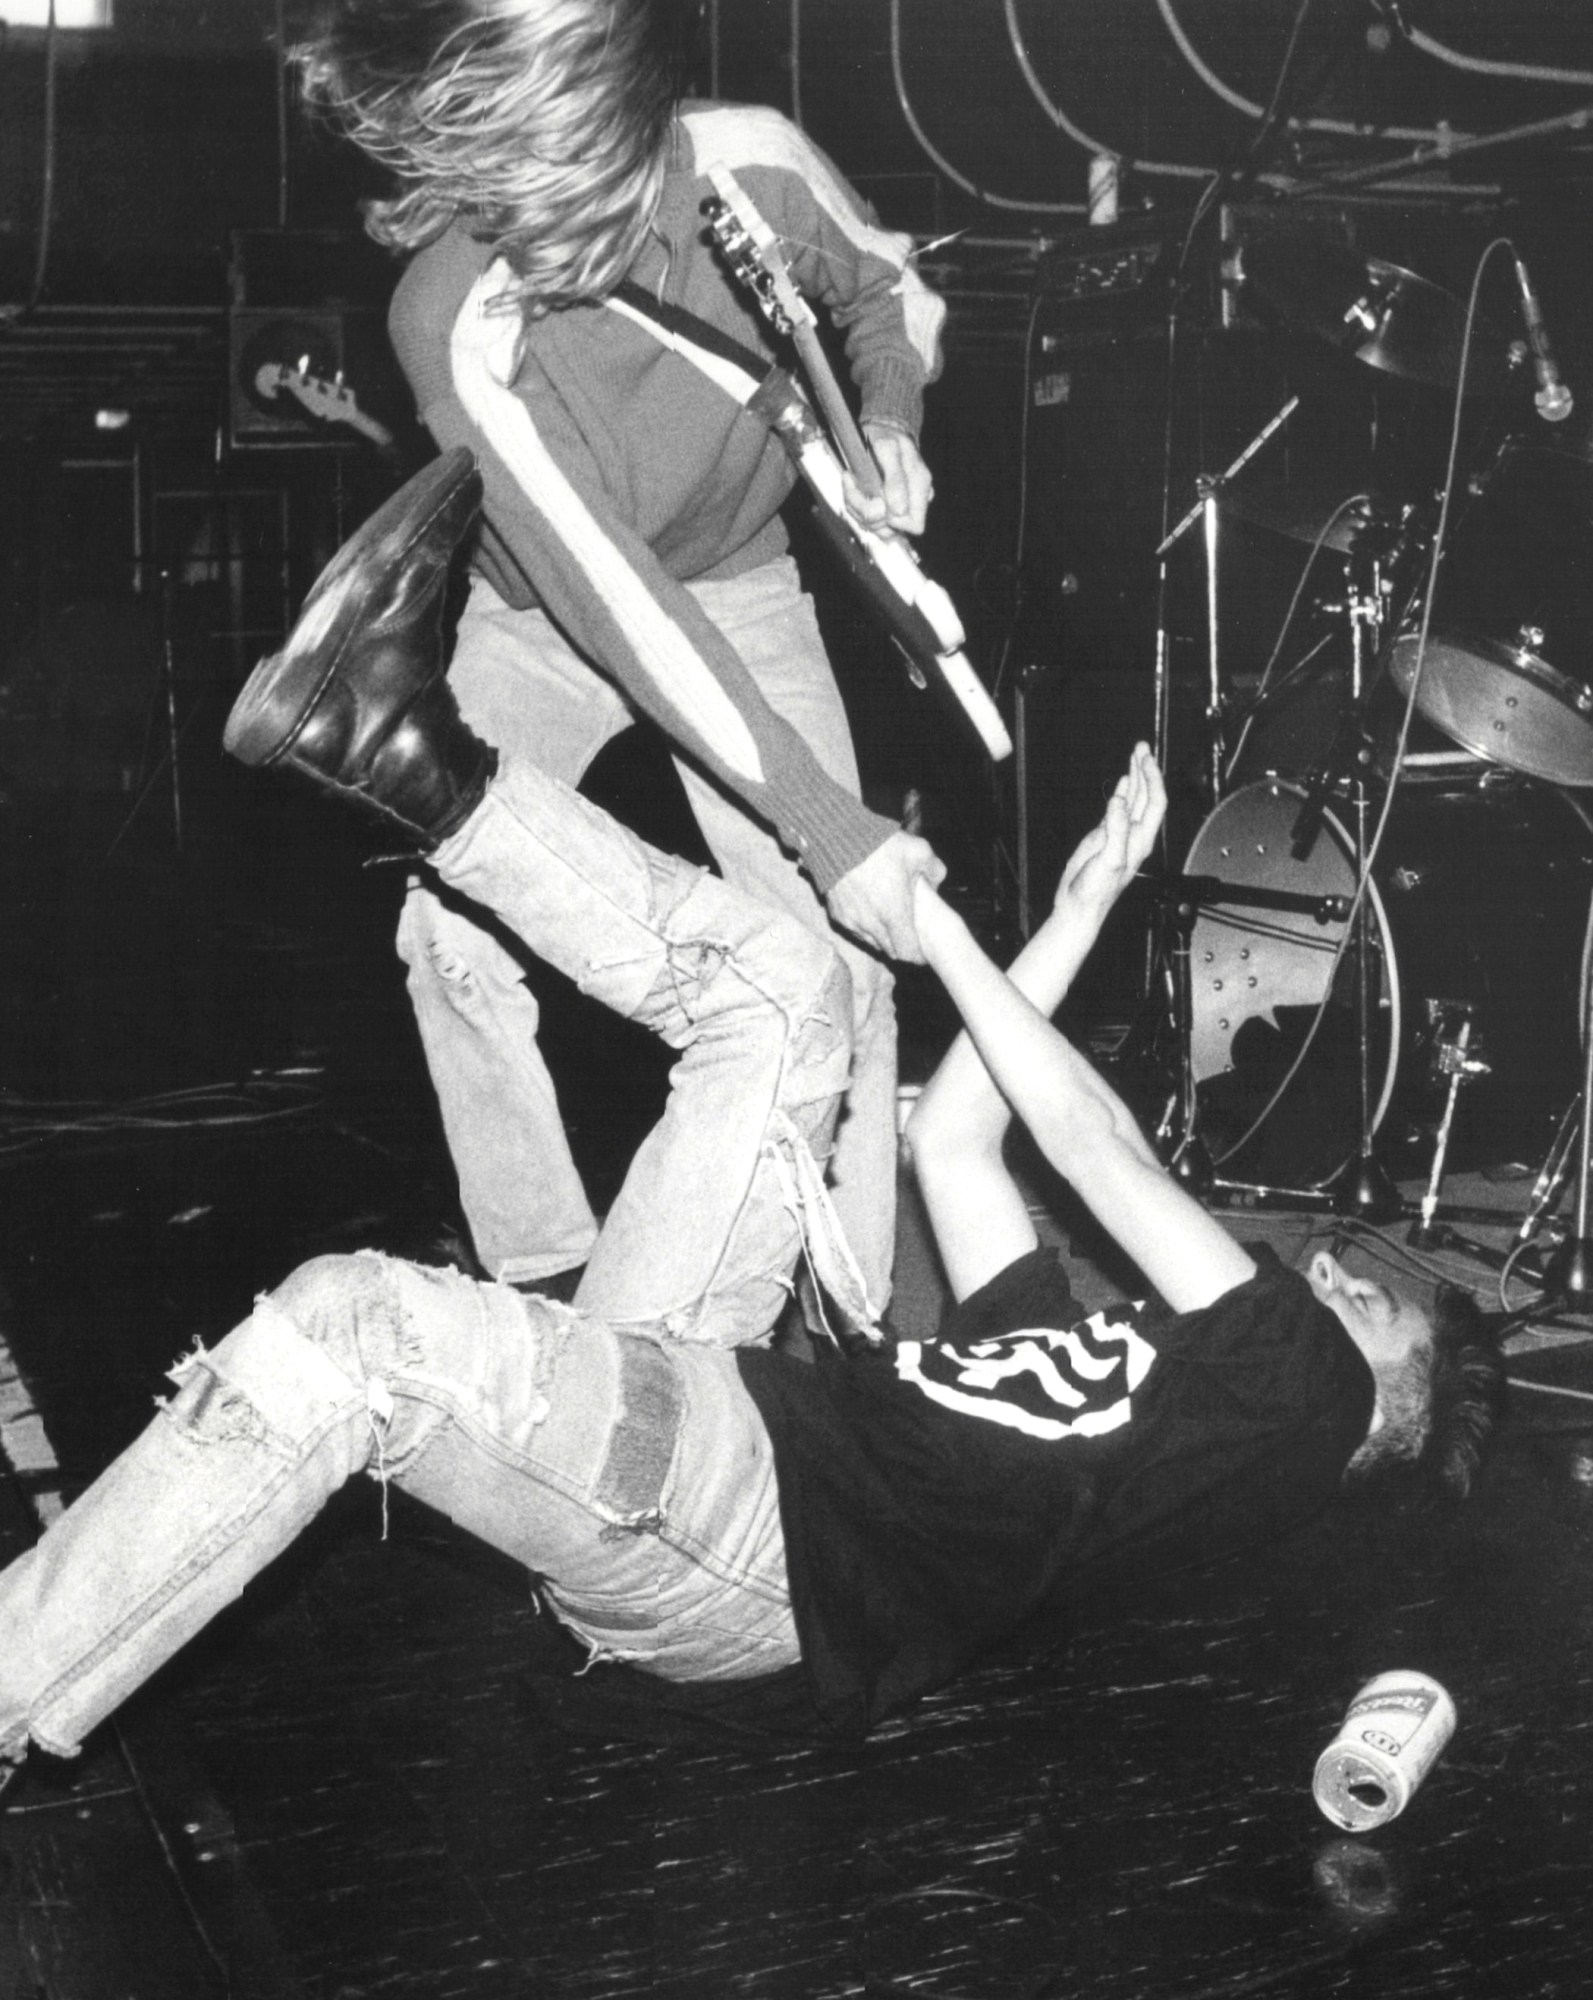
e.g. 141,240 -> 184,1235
253,363 -> 397,454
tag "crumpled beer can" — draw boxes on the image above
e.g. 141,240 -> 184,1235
1312,1671 -> 1457,1832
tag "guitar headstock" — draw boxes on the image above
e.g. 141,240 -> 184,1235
255,361 -> 350,420
702,161 -> 815,340
703,198 -> 793,336
253,360 -> 395,449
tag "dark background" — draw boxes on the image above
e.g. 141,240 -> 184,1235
4,1 -> 1593,902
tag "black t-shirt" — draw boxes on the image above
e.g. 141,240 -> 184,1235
735,1244 -> 1373,1737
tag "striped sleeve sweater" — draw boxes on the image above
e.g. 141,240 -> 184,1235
388,101 -> 946,893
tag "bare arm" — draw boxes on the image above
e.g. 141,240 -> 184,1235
906,747 -> 1255,1310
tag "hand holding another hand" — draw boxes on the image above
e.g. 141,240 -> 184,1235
827,826 -> 946,963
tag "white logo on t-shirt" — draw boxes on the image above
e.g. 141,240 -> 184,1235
894,1304 -> 1155,1440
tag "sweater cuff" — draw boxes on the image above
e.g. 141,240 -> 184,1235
859,356 -> 926,443
784,792 -> 899,897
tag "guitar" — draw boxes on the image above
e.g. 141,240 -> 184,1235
703,164 -> 1012,763
254,363 -> 396,453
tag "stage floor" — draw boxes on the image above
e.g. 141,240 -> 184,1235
4,770 -> 1593,2000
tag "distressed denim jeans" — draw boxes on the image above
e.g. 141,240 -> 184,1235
0,758 -> 863,1763
397,556 -> 899,1302
0,1254 -> 801,1764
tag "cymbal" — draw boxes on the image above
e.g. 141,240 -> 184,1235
1222,476 -> 1397,554
1242,237 -> 1515,395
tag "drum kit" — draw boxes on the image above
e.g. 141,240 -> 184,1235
1144,235 -> 1593,1295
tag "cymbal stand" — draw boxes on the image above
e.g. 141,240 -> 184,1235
1154,396 -> 1299,805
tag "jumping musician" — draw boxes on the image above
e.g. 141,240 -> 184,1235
294,0 -> 949,1308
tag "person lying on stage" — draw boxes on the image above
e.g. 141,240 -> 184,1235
0,475 -> 1503,1777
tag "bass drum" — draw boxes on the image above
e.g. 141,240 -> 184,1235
1184,773 -> 1591,1187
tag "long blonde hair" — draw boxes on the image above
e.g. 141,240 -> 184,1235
296,1 -> 686,313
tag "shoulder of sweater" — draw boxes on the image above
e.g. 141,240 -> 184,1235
678,101 -> 817,181
389,226 -> 497,342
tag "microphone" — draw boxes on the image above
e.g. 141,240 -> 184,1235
1515,256 -> 1574,422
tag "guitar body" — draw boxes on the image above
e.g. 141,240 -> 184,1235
800,499 -> 1006,738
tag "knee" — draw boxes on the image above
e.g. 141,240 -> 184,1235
266,1253 -> 400,1374
158,1255 -> 392,1460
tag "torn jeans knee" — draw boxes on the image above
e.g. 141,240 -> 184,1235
158,1264 -> 390,1494
181,1253 -> 447,1529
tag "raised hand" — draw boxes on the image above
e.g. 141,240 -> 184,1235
1054,742 -> 1165,923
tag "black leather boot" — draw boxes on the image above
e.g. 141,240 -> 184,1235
224,447 -> 498,848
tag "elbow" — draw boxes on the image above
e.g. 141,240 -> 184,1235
1029,1086 -> 1140,1186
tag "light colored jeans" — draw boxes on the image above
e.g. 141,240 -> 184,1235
398,556 -> 898,1302
0,758 -> 864,1764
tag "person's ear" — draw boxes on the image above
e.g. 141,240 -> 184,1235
1308,1250 -> 1340,1293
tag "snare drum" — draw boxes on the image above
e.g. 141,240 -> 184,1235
1184,773 -> 1591,1186
1386,441 -> 1593,787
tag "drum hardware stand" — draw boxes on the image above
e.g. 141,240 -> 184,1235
106,564 -> 187,859
1406,1007 -> 1493,1253
1012,657 -> 1064,939
1505,911 -> 1593,1312
1154,396 -> 1299,807
1312,542 -> 1404,1221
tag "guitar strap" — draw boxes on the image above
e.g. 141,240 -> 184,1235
606,281 -> 1014,765
609,279 -> 769,382
604,281 -> 824,452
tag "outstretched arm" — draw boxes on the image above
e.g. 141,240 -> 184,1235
905,747 -> 1255,1311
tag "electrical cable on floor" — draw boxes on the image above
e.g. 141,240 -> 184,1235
1322,1211 -> 1593,1396
0,1067 -> 324,1160
1310,1214 -> 1466,1292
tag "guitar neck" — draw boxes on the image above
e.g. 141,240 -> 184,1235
786,321 -> 880,499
